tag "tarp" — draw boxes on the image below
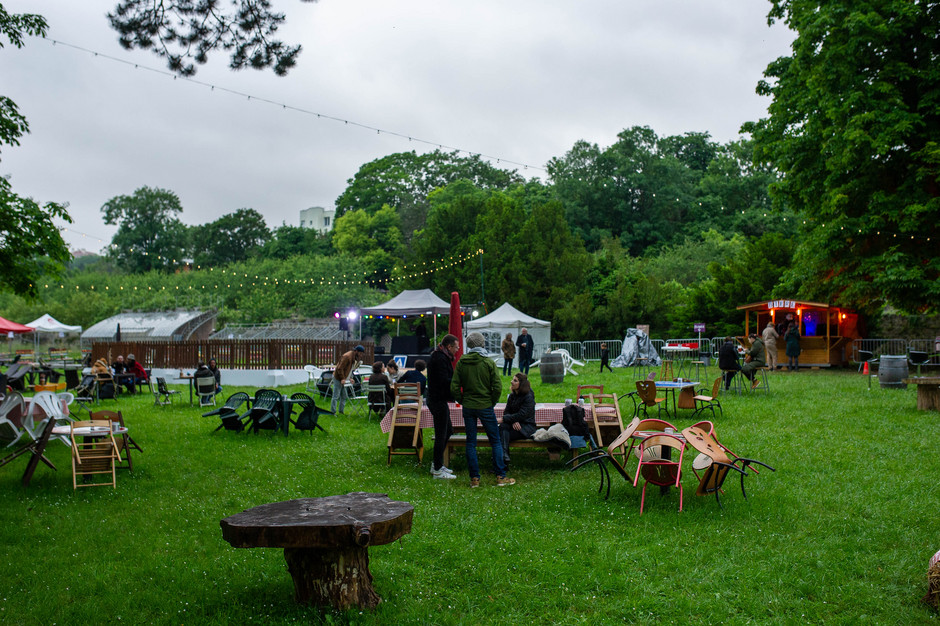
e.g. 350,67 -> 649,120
0,316 -> 33,334
466,302 -> 551,355
610,328 -> 662,367
360,289 -> 450,317
25,314 -> 82,334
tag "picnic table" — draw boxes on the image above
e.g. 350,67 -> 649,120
220,493 -> 413,610
903,377 -> 940,411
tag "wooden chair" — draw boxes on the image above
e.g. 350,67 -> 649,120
89,410 -> 142,471
576,385 -> 603,402
567,417 -> 641,499
659,360 -> 674,381
633,433 -> 686,514
70,419 -> 120,489
587,393 -> 625,459
681,425 -> 775,509
386,391 -> 423,465
690,378 -> 724,420
635,380 -> 666,418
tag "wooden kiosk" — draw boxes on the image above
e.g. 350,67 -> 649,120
737,299 -> 860,368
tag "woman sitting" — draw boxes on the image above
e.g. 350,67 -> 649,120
368,361 -> 394,413
497,373 -> 537,466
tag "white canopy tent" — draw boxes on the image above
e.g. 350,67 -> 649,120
25,314 -> 82,350
465,302 -> 551,355
360,289 -> 451,337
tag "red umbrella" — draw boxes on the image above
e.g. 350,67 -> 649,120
448,292 -> 463,361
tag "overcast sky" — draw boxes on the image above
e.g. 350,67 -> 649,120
1,1 -> 794,254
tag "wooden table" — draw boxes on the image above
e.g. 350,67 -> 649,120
903,377 -> 940,411
220,493 -> 413,610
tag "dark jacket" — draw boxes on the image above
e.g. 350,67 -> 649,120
368,372 -> 394,408
397,369 -> 427,396
334,350 -> 360,382
451,350 -> 502,409
746,338 -> 766,366
516,333 -> 534,359
426,346 -> 454,403
127,360 -> 148,382
718,341 -> 740,370
785,327 -> 802,357
207,364 -> 222,385
502,390 -> 537,438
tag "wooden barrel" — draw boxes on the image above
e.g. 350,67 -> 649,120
878,355 -> 908,389
539,352 -> 565,384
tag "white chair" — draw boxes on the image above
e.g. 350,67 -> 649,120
304,365 -> 324,394
0,392 -> 27,449
23,391 -> 74,447
553,349 -> 585,376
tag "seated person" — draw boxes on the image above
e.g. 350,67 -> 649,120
367,361 -> 394,412
386,360 -> 402,384
497,373 -> 537,466
207,358 -> 223,393
111,354 -> 135,393
90,358 -> 111,377
396,359 -> 427,396
111,355 -> 127,375
740,333 -> 766,390
718,337 -> 741,390
126,353 -> 149,390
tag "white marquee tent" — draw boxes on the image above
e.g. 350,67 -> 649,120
25,314 -> 82,334
360,289 -> 451,336
466,302 -> 551,355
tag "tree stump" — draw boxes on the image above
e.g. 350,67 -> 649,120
220,492 -> 413,610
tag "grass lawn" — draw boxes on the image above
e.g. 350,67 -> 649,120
1,367 -> 938,625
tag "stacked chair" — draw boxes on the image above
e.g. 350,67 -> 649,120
386,384 -> 424,465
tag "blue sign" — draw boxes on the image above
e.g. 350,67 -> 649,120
393,355 -> 407,369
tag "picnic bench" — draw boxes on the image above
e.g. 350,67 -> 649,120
903,377 -> 940,411
220,492 -> 413,610
441,434 -> 567,465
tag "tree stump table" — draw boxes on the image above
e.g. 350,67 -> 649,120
220,492 -> 413,610
903,377 -> 940,411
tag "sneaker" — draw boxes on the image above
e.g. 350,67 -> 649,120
496,476 -> 516,487
751,379 -> 761,390
469,477 -> 480,488
430,465 -> 455,475
432,468 -> 456,480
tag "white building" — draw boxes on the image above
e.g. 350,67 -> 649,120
299,206 -> 336,234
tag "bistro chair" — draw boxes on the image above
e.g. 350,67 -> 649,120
689,378 -> 724,420
909,349 -> 930,377
633,432 -> 686,515
204,392 -> 252,433
365,381 -> 391,422
195,372 -> 218,407
70,419 -> 120,489
90,409 -> 141,471
567,417 -> 641,500
681,424 -> 775,510
634,380 -> 666,418
153,378 -> 180,406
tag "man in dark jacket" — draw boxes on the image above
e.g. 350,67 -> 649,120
718,337 -> 741,390
515,328 -> 534,375
427,336 -> 458,480
451,332 -> 514,487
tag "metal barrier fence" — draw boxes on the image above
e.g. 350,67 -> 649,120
850,339 -> 908,361
581,340 -> 622,362
549,341 -> 586,360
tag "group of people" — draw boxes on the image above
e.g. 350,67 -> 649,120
98,353 -> 148,394
195,358 -> 223,394
500,328 -> 535,376
718,317 -> 802,390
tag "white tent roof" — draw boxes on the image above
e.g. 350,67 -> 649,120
25,314 -> 82,334
360,289 -> 450,316
466,303 -> 550,329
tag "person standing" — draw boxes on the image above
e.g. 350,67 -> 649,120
740,333 -> 766,390
599,342 -> 613,373
501,332 -> 516,376
785,322 -> 802,371
451,332 -> 514,487
331,345 -> 364,415
718,337 -> 741,390
497,373 -> 536,467
427,335 -> 459,479
762,322 -> 780,371
516,328 -> 534,375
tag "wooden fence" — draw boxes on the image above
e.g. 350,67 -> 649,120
91,339 -> 374,370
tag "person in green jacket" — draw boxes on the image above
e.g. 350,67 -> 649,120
740,332 -> 766,390
451,332 -> 515,487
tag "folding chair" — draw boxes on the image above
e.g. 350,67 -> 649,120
70,419 -> 120,489
90,410 -> 142,471
195,372 -> 217,407
588,393 -> 625,461
365,381 -> 391,422
153,377 -> 180,406
386,391 -> 424,465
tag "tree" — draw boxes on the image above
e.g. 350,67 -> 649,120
107,0 -> 317,76
261,224 -> 332,259
333,205 -> 405,284
190,208 -> 270,267
744,0 -> 940,313
0,4 -> 72,298
101,186 -> 188,273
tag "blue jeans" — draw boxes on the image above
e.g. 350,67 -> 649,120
462,406 -> 506,479
519,354 -> 530,375
330,378 -> 347,413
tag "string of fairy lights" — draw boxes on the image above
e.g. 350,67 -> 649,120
34,249 -> 484,291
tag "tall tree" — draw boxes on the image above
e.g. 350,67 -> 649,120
744,0 -> 940,313
0,4 -> 72,297
107,0 -> 317,76
190,208 -> 270,267
261,224 -> 332,259
101,186 -> 188,273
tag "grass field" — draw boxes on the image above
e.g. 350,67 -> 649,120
1,366 -> 938,625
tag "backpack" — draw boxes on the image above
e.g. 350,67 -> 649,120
561,404 -> 589,437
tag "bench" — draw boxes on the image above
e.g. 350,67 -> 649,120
442,434 -> 571,465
